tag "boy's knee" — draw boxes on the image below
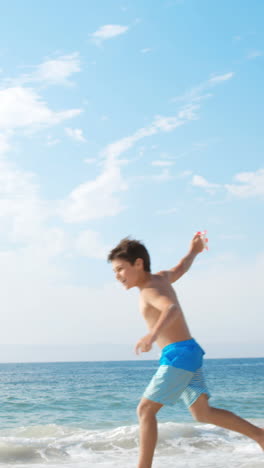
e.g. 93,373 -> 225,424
193,411 -> 208,423
190,394 -> 212,423
137,401 -> 148,419
137,400 -> 158,420
192,405 -> 212,423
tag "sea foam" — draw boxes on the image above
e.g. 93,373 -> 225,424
0,420 -> 263,467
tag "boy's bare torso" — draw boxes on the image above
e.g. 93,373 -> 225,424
139,272 -> 192,349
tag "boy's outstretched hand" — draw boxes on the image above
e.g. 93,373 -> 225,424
190,231 -> 208,254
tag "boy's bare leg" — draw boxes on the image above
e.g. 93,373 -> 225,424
190,394 -> 264,449
137,398 -> 163,468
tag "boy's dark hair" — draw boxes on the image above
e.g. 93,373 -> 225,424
107,237 -> 151,272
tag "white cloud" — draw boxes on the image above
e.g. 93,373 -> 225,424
62,108 -> 188,224
225,169 -> 264,198
0,258 -> 142,348
151,160 -> 174,167
140,48 -> 152,54
102,127 -> 156,164
153,168 -> 173,182
1,72 -> 201,231
0,158 -> 38,201
102,71 -> 234,170
133,168 -> 173,184
156,207 -> 178,215
84,157 -> 97,164
75,230 -> 109,259
208,72 -> 234,84
10,53 -> 81,87
172,72 -> 234,104
246,50 -> 263,60
190,169 -> 264,200
81,91 -> 207,222
179,170 -> 193,178
91,24 -> 129,44
46,135 -> 60,146
0,132 -> 11,154
0,139 -> 132,347
192,175 -> 220,194
0,87 -> 81,131
60,165 -> 128,223
153,115 -> 183,132
0,134 -> 68,256
0,157 -> 69,258
102,106 -> 199,165
153,104 -> 199,132
65,127 -> 86,142
60,71 -> 235,224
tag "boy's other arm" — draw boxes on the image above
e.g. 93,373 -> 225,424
135,290 -> 180,354
159,233 -> 204,283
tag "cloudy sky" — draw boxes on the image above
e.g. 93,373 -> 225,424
0,0 -> 263,362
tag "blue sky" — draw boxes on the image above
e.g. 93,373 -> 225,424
0,0 -> 263,361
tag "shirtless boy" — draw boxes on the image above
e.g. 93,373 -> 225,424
108,233 -> 264,468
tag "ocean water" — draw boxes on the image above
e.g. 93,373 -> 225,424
0,358 -> 263,467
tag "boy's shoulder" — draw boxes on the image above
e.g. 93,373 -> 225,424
155,270 -> 169,279
154,270 -> 172,284
148,271 -> 169,284
140,272 -> 175,305
141,272 -> 171,294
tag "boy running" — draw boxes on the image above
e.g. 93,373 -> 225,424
108,233 -> 264,468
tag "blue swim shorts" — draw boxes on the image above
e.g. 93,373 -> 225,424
143,338 -> 210,407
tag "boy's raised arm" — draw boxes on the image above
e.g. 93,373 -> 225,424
159,233 -> 205,283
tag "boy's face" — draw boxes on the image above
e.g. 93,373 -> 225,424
112,258 -> 142,290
